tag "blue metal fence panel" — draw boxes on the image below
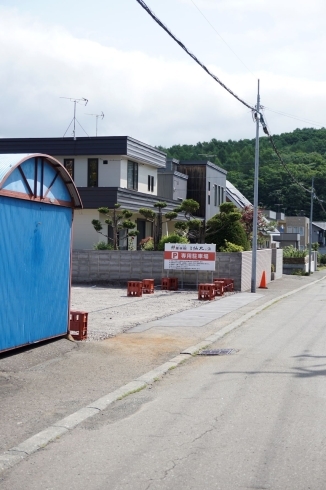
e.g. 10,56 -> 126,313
0,196 -> 72,351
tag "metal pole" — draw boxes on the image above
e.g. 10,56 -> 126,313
251,80 -> 260,293
308,176 -> 314,275
73,100 -> 77,140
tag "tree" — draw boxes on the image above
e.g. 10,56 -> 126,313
92,204 -> 138,250
173,198 -> 204,243
163,127 -> 326,220
240,205 -> 276,243
205,202 -> 249,251
139,202 -> 178,250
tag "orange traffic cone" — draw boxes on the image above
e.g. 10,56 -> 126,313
259,271 -> 268,289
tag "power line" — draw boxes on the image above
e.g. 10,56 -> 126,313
260,115 -> 326,213
135,0 -> 326,214
189,0 -> 256,79
135,0 -> 254,112
263,106 -> 325,128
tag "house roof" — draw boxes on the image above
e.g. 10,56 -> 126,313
226,180 -> 251,209
0,153 -> 82,208
0,136 -> 166,168
312,221 -> 326,231
78,187 -> 191,220
179,160 -> 227,175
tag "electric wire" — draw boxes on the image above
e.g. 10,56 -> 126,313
260,113 -> 326,213
135,0 -> 326,214
135,0 -> 255,112
189,0 -> 256,79
263,106 -> 325,128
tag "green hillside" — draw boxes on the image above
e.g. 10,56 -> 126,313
159,127 -> 326,220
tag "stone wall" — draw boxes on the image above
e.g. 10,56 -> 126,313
72,249 -> 278,291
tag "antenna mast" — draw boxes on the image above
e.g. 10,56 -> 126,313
85,111 -> 105,136
61,97 -> 88,140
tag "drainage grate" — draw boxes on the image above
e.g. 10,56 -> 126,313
199,349 -> 238,356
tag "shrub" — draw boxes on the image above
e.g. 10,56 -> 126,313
205,202 -> 250,251
283,246 -> 308,258
157,234 -> 189,251
94,241 -> 114,250
141,239 -> 154,251
219,240 -> 244,252
319,253 -> 326,265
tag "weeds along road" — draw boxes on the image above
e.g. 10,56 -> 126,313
2,277 -> 326,489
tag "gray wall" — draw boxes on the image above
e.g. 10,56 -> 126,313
206,164 -> 226,220
157,172 -> 188,201
272,248 -> 283,279
72,249 -> 276,291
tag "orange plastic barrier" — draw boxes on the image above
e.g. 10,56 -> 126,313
214,278 -> 234,292
127,281 -> 143,297
213,280 -> 224,296
142,279 -> 155,294
198,283 -> 215,301
69,311 -> 88,341
161,277 -> 179,291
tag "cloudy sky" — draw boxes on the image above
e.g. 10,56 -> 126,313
0,0 -> 325,147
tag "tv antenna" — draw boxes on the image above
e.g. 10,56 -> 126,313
61,97 -> 89,140
85,111 -> 104,136
199,154 -> 217,159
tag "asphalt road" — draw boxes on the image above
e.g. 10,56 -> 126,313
2,278 -> 326,489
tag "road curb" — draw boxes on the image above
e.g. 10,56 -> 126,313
1,275 -> 324,475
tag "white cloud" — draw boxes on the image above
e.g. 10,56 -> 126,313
0,5 -> 326,148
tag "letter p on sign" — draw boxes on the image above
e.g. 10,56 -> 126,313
172,252 -> 178,259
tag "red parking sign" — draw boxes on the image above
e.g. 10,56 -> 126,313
164,244 -> 216,271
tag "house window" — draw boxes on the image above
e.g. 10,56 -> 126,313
88,158 -> 98,187
214,185 -> 217,206
148,175 -> 154,192
218,186 -> 221,205
64,159 -> 74,179
127,161 -> 138,190
288,226 -> 304,236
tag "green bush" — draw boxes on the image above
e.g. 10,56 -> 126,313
205,202 -> 250,251
157,234 -> 189,251
283,246 -> 308,258
319,253 -> 326,265
94,241 -> 114,250
219,240 -> 244,252
141,239 -> 154,251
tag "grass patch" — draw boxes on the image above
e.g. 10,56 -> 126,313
117,385 -> 146,400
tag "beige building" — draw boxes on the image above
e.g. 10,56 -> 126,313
285,216 -> 310,249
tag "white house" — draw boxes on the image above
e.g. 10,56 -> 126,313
0,136 -> 186,249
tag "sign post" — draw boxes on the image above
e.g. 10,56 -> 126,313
164,243 -> 216,272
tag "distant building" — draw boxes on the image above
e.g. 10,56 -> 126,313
178,160 -> 227,220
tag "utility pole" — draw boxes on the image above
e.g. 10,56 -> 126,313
308,176 -> 314,275
251,80 -> 260,293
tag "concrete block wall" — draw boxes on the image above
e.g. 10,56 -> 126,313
240,249 -> 272,291
272,248 -> 283,279
72,249 -> 277,291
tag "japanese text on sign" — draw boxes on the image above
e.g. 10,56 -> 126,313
164,244 -> 216,271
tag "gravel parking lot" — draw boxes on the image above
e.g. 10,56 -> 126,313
71,285 -> 235,341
